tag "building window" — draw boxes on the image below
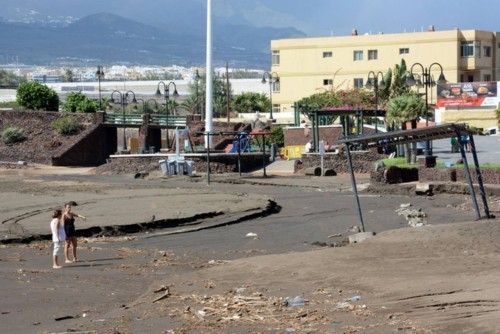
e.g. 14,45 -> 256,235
368,50 -> 378,60
322,51 -> 333,58
483,46 -> 492,57
272,104 -> 280,114
460,74 -> 464,82
323,79 -> 333,86
272,80 -> 280,93
461,41 -> 474,57
272,50 -> 280,65
484,74 -> 492,82
353,78 -> 364,88
399,48 -> 409,55
353,50 -> 363,61
467,75 -> 474,82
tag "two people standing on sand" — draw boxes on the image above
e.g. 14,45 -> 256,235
50,201 -> 86,269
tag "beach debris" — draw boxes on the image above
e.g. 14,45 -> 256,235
396,205 -> 428,227
284,296 -> 306,307
349,295 -> 362,302
245,232 -> 258,239
152,286 -> 171,303
347,226 -> 361,233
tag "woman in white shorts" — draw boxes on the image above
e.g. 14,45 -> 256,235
50,209 -> 66,269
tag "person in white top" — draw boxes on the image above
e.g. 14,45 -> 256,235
50,209 -> 65,269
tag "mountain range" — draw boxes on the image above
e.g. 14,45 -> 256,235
0,1 -> 305,68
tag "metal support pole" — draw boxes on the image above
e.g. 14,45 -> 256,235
469,134 -> 491,218
165,96 -> 170,148
457,131 -> 481,220
345,144 -> 366,232
206,133 -> 211,185
424,70 -> 431,156
313,112 -> 319,152
122,95 -> 127,151
374,86 -> 378,133
237,134 -> 242,177
262,135 -> 267,177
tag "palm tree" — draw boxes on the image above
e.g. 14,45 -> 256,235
386,94 -> 426,162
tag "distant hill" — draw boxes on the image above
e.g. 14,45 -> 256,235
0,12 -> 304,67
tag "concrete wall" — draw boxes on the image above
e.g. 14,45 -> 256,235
52,125 -> 117,166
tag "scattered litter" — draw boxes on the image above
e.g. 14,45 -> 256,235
32,322 -> 40,325
152,287 -> 171,303
284,296 -> 306,307
400,203 -> 411,208
245,232 -> 258,239
349,295 -> 362,302
347,226 -> 361,233
396,206 -> 428,227
208,259 -> 228,265
54,315 -> 75,321
328,233 -> 342,238
196,310 -> 207,319
336,302 -> 353,310
235,287 -> 246,294
153,285 -> 169,293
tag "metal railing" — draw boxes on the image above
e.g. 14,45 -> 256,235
150,114 -> 187,128
104,113 -> 143,125
103,113 -> 187,128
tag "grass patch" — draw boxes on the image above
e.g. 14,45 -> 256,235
382,157 -> 418,169
382,157 -> 500,169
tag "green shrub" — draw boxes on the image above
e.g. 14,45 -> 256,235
16,81 -> 59,111
270,126 -> 284,147
52,117 -> 80,136
2,126 -> 25,144
63,92 -> 97,113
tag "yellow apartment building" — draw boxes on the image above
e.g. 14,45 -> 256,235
270,28 -> 500,113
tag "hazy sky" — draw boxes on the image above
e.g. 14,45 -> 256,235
251,0 -> 500,35
0,0 -> 498,36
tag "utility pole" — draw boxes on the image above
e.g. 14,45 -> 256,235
205,0 -> 213,148
226,61 -> 230,124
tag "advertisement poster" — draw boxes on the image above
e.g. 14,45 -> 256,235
436,81 -> 499,107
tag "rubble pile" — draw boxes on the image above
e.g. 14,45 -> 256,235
395,203 -> 428,227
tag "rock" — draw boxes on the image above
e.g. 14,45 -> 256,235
348,232 -> 375,244
134,171 -> 149,179
400,203 -> 411,208
415,183 -> 433,196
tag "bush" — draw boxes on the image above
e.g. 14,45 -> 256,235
63,92 -> 97,113
16,81 -> 59,111
52,117 -> 80,136
2,126 -> 25,144
232,92 -> 271,114
270,126 -> 284,147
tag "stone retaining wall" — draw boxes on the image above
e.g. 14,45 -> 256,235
419,167 -> 500,185
298,149 -> 384,174
95,154 -> 269,175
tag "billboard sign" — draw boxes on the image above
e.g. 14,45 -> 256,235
436,81 -> 499,107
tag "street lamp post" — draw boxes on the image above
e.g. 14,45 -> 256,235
262,71 -> 279,121
365,71 -> 386,133
95,65 -> 105,111
110,90 -> 137,151
406,62 -> 447,156
155,81 -> 179,147
194,69 -> 201,117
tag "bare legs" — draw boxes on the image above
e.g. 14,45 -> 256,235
64,237 -> 78,263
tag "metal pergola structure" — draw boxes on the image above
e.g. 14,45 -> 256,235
336,123 -> 492,232
196,131 -> 270,184
298,106 -> 386,152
